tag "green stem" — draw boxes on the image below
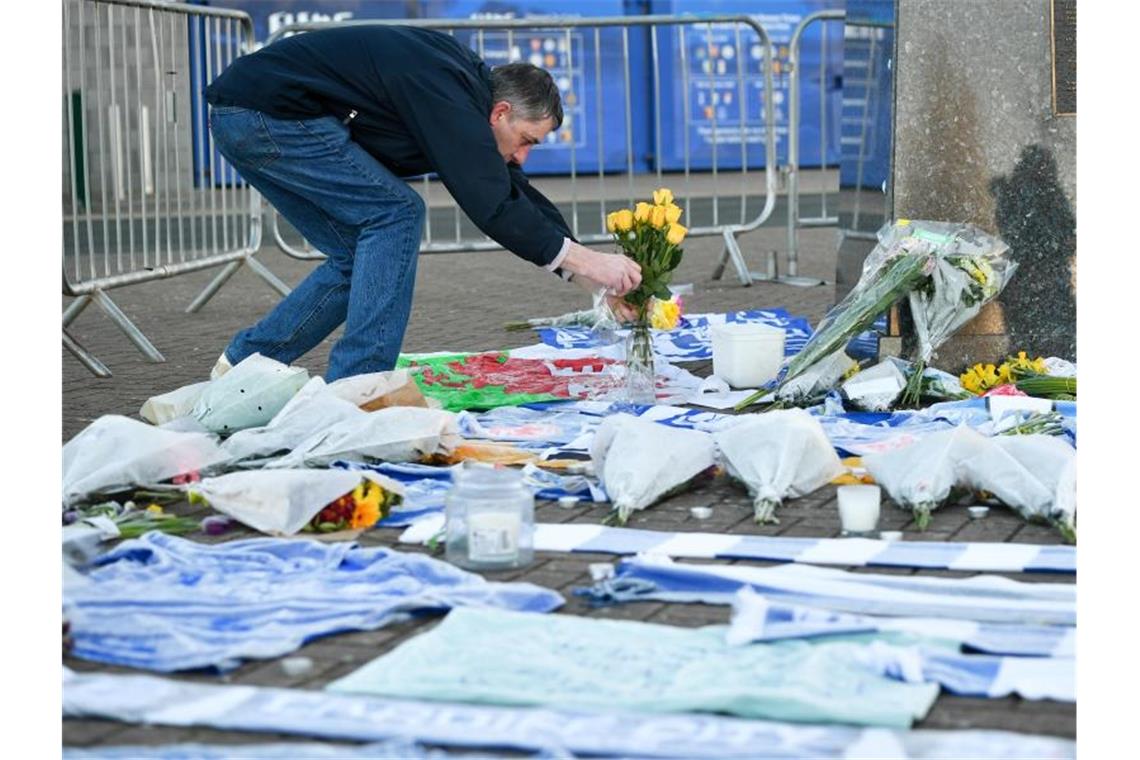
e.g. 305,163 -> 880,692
753,498 -> 781,525
1015,374 -> 1077,399
898,359 -> 926,408
914,504 -> 932,531
1055,520 -> 1076,545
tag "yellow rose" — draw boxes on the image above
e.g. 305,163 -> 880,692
633,202 -> 652,223
664,203 -> 682,224
652,188 -> 674,206
650,205 -> 667,228
614,208 -> 634,232
605,212 -> 619,233
650,299 -> 681,330
665,223 -> 687,245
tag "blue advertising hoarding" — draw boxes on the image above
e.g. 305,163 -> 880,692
190,1 -> 847,181
648,0 -> 843,171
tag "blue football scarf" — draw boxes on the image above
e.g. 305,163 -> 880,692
63,669 -> 1076,759
65,532 -> 562,672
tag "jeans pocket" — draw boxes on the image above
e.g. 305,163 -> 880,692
211,108 -> 281,171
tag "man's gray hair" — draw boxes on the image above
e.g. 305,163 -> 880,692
490,62 -> 564,129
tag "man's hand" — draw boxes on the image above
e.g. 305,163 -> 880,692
560,242 -> 641,295
606,295 -> 639,323
570,273 -> 640,323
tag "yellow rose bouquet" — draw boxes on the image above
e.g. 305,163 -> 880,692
605,189 -> 687,403
605,188 -> 688,325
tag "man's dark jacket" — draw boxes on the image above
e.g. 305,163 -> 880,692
207,25 -> 573,268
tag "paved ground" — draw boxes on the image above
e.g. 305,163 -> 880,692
62,218 -> 1075,750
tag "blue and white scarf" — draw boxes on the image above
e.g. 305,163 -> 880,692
65,532 -> 562,672
572,555 -> 1073,626
402,520 -> 1075,576
63,669 -> 1076,759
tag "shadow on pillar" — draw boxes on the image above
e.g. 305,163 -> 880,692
989,145 -> 1077,361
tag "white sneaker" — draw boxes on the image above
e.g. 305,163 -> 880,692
210,352 -> 232,381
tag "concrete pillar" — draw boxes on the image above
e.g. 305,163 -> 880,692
885,0 -> 1076,365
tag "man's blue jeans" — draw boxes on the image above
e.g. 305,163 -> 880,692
209,106 -> 424,381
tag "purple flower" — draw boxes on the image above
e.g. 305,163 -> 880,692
200,515 -> 235,536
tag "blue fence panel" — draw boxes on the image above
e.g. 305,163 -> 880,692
648,0 -> 843,171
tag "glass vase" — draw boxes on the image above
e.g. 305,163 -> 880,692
624,320 -> 656,405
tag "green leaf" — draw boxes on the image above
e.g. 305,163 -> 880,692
668,247 -> 683,270
653,285 -> 672,301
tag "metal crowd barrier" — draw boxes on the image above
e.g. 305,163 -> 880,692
265,15 -> 779,288
63,0 -> 288,376
784,8 -> 845,287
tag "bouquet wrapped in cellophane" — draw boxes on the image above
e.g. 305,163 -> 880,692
736,220 -> 932,410
898,221 -> 1017,406
737,219 -> 1015,411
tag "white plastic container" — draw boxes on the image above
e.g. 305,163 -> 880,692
837,484 -> 881,536
710,324 -> 786,388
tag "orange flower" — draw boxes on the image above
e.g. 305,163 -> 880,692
349,481 -> 384,529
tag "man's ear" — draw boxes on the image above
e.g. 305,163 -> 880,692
489,100 -> 512,125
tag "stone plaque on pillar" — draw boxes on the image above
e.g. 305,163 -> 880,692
1051,0 -> 1076,116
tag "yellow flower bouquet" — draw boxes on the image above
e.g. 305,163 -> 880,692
605,187 -> 687,323
960,351 -> 1076,400
606,188 -> 688,403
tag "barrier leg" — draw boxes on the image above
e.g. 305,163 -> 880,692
777,176 -> 826,288
187,261 -> 241,314
711,247 -> 730,281
721,230 -> 754,286
62,294 -> 91,328
63,329 -> 112,378
243,255 -> 293,297
186,254 -> 292,314
776,245 -> 827,287
775,271 -> 827,287
90,289 -> 165,363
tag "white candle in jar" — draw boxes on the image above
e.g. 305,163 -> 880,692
837,485 -> 881,534
467,512 -> 520,563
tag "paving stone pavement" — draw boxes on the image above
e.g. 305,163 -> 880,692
62,224 -> 1075,750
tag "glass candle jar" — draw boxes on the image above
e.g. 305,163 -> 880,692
837,485 -> 882,536
445,465 -> 534,570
